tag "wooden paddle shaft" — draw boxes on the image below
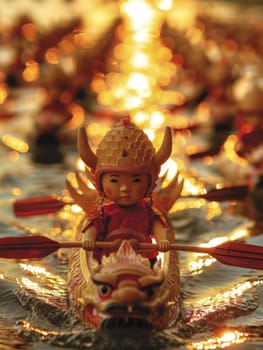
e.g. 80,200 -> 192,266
59,241 -> 211,254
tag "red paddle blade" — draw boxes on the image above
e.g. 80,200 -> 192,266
13,195 -> 66,217
0,235 -> 60,259
201,185 -> 249,202
0,111 -> 16,120
211,241 -> 263,270
188,146 -> 221,159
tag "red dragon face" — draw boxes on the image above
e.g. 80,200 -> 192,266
68,240 -> 180,329
84,241 -> 169,328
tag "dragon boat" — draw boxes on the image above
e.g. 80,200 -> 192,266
68,233 -> 180,329
66,119 -> 183,329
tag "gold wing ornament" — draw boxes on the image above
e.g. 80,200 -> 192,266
152,172 -> 184,215
66,171 -> 100,217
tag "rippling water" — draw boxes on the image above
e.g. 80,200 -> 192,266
0,148 -> 262,350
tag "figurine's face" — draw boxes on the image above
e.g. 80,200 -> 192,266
102,172 -> 149,206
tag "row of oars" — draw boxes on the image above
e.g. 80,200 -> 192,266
1,182 -> 262,271
0,235 -> 262,270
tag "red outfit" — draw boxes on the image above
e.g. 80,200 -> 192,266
82,199 -> 168,261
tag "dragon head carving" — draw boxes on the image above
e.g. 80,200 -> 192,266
68,240 -> 179,329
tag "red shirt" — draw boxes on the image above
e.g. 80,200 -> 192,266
83,199 -> 167,260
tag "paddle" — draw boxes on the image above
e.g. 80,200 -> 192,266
13,184 -> 249,217
187,145 -> 221,159
13,195 -> 67,217
0,235 -> 262,270
183,184 -> 249,202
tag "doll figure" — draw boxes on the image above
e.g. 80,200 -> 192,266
77,118 -> 174,261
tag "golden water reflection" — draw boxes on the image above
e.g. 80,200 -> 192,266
17,263 -> 67,309
188,227 -> 251,274
92,0 -> 182,127
190,329 -> 248,350
187,278 -> 262,325
19,320 -> 62,337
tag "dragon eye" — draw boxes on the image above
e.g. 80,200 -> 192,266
144,287 -> 155,298
98,284 -> 112,297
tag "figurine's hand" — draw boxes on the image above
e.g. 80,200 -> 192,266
128,239 -> 140,250
83,238 -> 95,250
157,239 -> 170,252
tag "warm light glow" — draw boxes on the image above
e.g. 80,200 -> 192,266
196,101 -> 212,123
91,74 -> 106,94
156,0 -> 173,11
223,134 -> 249,168
166,0 -> 197,30
183,177 -> 206,196
2,135 -> 29,153
71,204 -> 82,213
125,95 -> 143,109
45,48 -> 61,65
76,0 -> 119,44
127,73 -> 152,97
133,111 -> 150,125
58,35 -> 75,53
21,23 -> 37,41
131,52 -> 149,68
159,90 -> 185,106
205,201 -> 222,220
0,83 -> 8,104
186,27 -> 203,45
22,60 -> 40,82
67,103 -> 85,128
12,187 -> 22,196
230,227 -> 250,241
160,158 -> 178,181
74,32 -> 90,49
168,173 -> 211,213
190,330 -> 248,349
92,0 -> 179,125
86,122 -> 111,140
121,1 -> 157,31
150,111 -> 165,127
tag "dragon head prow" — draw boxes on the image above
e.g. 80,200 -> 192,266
93,240 -> 161,278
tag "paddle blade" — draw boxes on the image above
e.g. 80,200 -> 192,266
200,185 -> 249,202
188,146 -> 221,159
212,241 -> 263,270
0,235 -> 60,259
13,195 -> 66,217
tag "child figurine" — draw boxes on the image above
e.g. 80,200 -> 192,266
77,118 -> 174,261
